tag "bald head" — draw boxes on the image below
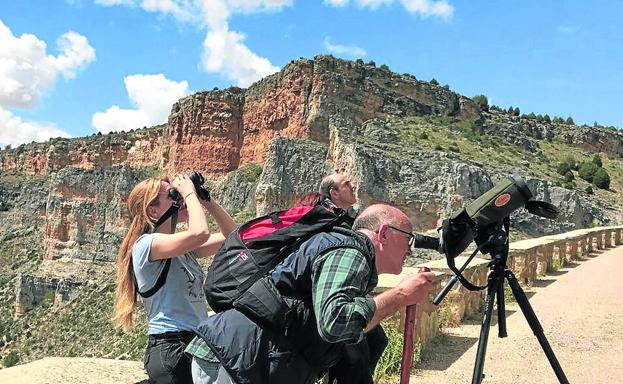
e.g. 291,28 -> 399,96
319,172 -> 356,210
354,204 -> 413,275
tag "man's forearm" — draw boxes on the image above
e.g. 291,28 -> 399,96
365,287 -> 407,332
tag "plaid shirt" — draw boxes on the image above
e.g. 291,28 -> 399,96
186,247 -> 377,359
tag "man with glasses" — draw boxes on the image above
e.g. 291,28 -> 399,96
320,171 -> 397,384
188,204 -> 435,384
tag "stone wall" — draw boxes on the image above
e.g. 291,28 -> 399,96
375,226 -> 623,355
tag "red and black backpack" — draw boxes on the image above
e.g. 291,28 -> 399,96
203,200 -> 354,329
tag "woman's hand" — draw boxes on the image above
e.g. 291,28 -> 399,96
171,173 -> 196,199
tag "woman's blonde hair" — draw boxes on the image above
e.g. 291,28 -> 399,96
112,176 -> 167,332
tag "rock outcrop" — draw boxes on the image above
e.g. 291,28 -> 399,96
43,166 -> 145,262
481,110 -> 623,157
0,127 -> 166,176
15,275 -> 82,316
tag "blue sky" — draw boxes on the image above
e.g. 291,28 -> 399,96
1,0 -> 622,147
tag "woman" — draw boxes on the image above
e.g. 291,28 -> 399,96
112,173 -> 235,384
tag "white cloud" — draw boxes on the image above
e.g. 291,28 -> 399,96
0,107 -> 71,147
202,28 -> 279,87
94,0 -> 290,87
400,0 -> 453,19
324,37 -> 366,58
49,31 -> 97,79
92,74 -> 189,133
0,21 -> 94,145
323,0 -> 454,19
324,0 -> 349,7
357,0 -> 392,10
0,21 -> 95,108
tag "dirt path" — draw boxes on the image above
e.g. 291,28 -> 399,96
0,357 -> 147,383
412,247 -> 623,384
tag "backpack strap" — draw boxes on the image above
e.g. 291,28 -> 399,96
237,214 -> 354,295
136,258 -> 171,298
136,200 -> 180,298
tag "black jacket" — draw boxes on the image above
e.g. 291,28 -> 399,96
195,230 -> 376,384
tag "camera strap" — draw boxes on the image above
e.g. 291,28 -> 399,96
448,243 -> 488,291
154,201 -> 180,233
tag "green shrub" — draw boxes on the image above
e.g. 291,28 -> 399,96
556,161 -> 572,175
591,155 -> 603,167
355,59 -> 364,65
585,185 -> 594,194
367,60 -> 376,67
543,114 -> 552,123
593,168 -> 611,189
3,350 -> 19,368
564,171 -> 574,182
419,132 -> 429,140
563,156 -> 578,170
434,144 -> 443,150
430,78 -> 439,86
513,107 -> 520,116
380,64 -> 389,71
578,161 -> 599,182
472,94 -> 489,111
373,325 -> 421,383
565,116 -> 575,125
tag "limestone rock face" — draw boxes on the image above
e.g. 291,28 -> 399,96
0,127 -> 166,176
166,91 -> 245,176
212,164 -> 263,216
513,179 -> 607,236
0,54 -> 619,324
43,166 -> 140,262
255,138 -> 330,215
15,274 -> 81,316
167,55 -> 482,176
481,111 -> 623,157
256,122 -> 610,238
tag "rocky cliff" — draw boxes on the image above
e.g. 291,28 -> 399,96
0,127 -> 166,176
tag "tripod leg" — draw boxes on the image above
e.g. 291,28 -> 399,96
471,275 -> 500,384
496,276 -> 507,338
506,271 -> 570,384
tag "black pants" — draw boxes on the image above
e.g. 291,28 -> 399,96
328,325 -> 388,384
144,331 -> 196,384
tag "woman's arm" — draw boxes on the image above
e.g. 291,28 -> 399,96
149,175 -> 211,261
195,199 -> 237,259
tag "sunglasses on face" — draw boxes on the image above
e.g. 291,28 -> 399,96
387,225 -> 415,248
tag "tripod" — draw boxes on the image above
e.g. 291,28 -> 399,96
469,228 -> 569,384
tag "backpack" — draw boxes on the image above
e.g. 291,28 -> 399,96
203,200 -> 354,331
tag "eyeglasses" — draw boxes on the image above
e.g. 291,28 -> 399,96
388,225 -> 415,248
